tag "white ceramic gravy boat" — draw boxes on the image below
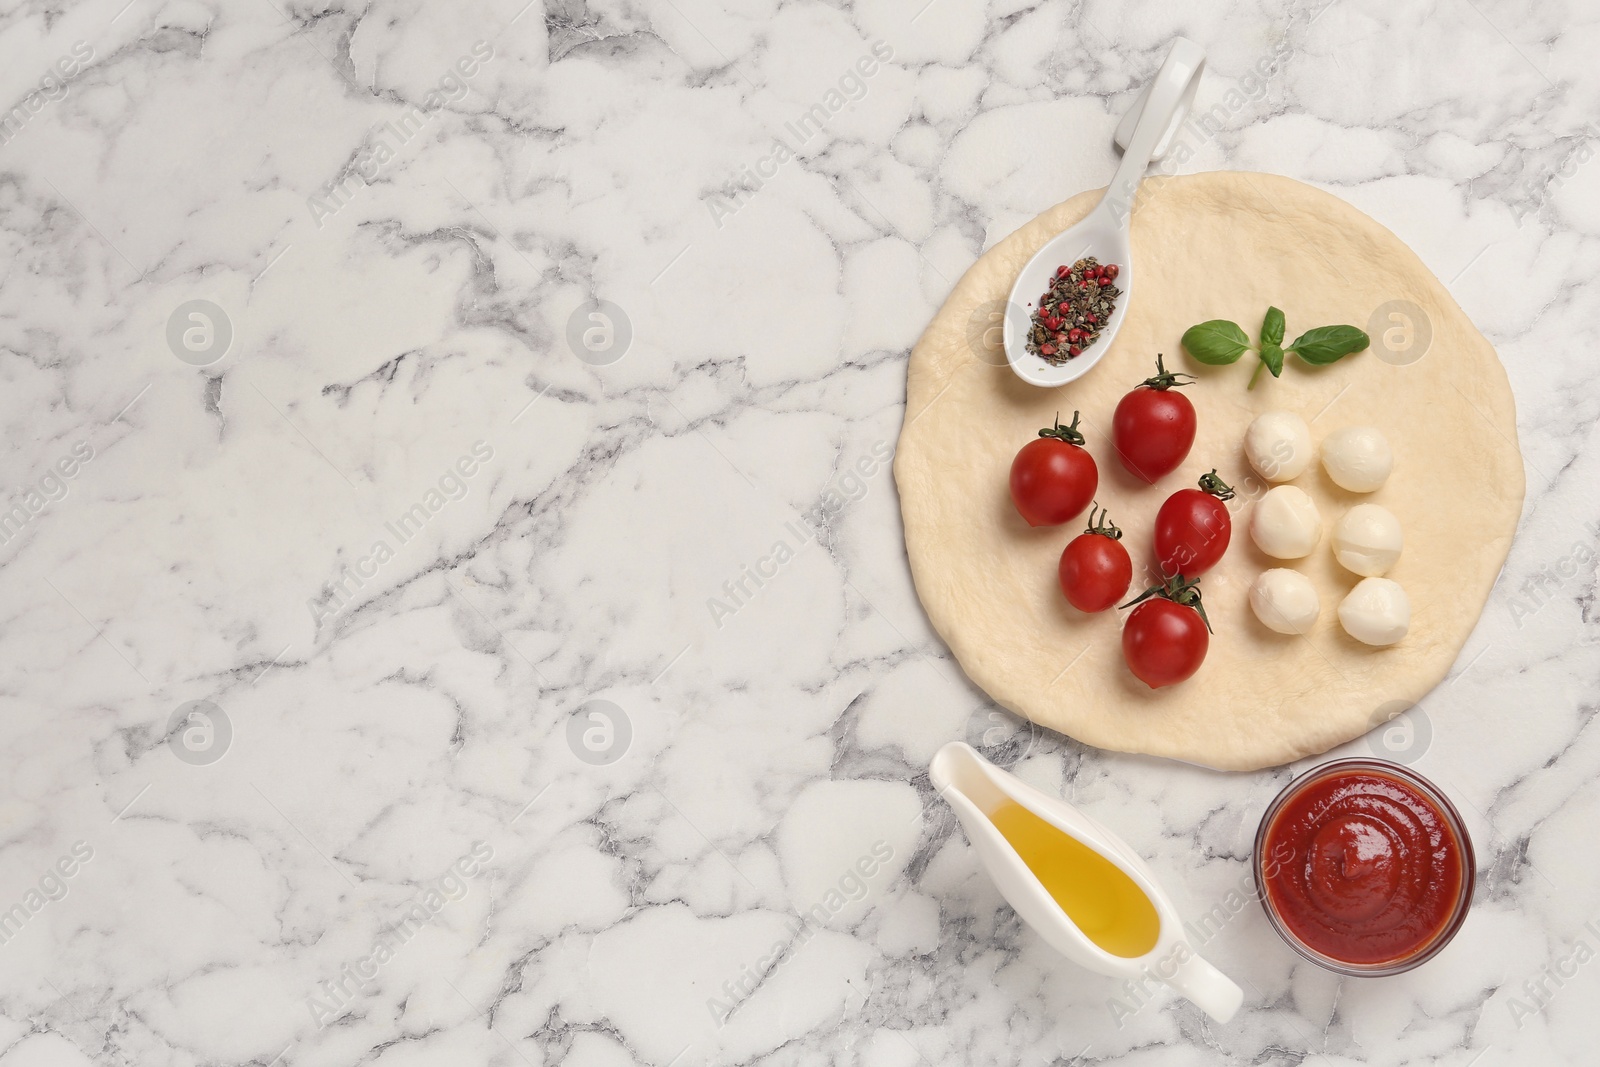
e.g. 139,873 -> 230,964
1002,37 -> 1206,387
930,742 -> 1243,1022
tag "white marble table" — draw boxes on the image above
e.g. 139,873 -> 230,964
1,0 -> 1596,1063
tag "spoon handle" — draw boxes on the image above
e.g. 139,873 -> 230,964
1099,38 -> 1206,226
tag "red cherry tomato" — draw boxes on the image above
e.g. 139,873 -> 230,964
1153,470 -> 1236,577
1113,354 -> 1196,483
1010,412 -> 1098,527
1058,505 -> 1132,612
1121,576 -> 1211,688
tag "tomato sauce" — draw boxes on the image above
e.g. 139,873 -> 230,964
1260,767 -> 1469,966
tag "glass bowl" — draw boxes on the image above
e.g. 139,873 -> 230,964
1252,758 -> 1475,976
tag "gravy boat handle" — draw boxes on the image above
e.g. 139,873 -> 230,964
1163,949 -> 1244,1023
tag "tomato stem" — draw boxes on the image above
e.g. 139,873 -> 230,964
1198,470 -> 1235,500
1140,353 -> 1195,391
1084,503 -> 1123,540
1119,573 -> 1213,633
1037,411 -> 1086,445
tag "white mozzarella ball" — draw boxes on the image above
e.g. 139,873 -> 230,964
1250,485 -> 1322,559
1321,426 -> 1393,493
1331,504 -> 1403,577
1249,569 -> 1321,635
1338,577 -> 1410,646
1244,411 -> 1314,482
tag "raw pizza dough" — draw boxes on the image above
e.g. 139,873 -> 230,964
895,172 -> 1522,771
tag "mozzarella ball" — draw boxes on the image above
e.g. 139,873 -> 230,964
1332,504 -> 1403,576
1321,426 -> 1393,493
1250,485 -> 1322,559
1338,577 -> 1410,646
1244,411 -> 1314,482
1250,569 -> 1321,635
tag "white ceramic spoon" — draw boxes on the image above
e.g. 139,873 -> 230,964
1003,38 -> 1206,388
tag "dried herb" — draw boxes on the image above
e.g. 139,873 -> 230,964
1027,257 -> 1121,365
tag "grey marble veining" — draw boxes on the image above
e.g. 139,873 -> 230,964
0,0 -> 1595,1064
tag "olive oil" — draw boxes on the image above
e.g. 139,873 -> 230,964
988,799 -> 1161,958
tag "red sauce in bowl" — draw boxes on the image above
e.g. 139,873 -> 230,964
1255,761 -> 1473,972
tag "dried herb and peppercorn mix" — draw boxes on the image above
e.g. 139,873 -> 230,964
1028,257 -> 1121,365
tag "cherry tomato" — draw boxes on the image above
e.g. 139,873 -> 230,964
1121,575 -> 1211,688
1059,505 -> 1132,612
1010,412 -> 1098,527
1112,354 -> 1196,483
1153,470 -> 1236,577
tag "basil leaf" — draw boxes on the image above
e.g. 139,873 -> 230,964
1289,325 -> 1370,365
1181,320 -> 1251,365
1260,342 -> 1285,378
1261,306 -> 1285,347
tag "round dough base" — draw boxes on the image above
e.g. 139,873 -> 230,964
894,173 -> 1522,771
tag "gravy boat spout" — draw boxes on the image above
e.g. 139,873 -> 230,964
930,742 -> 1243,1023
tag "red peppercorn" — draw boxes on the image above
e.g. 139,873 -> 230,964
1105,264 -> 1119,280
1068,328 -> 1082,342
1068,345 -> 1082,357
1053,332 -> 1067,343
1040,344 -> 1056,356
1056,265 -> 1069,278
1085,313 -> 1097,324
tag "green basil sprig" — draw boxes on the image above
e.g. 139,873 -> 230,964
1182,306 -> 1369,389
1261,306 -> 1285,347
1182,320 -> 1251,364
1288,325 -> 1371,364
